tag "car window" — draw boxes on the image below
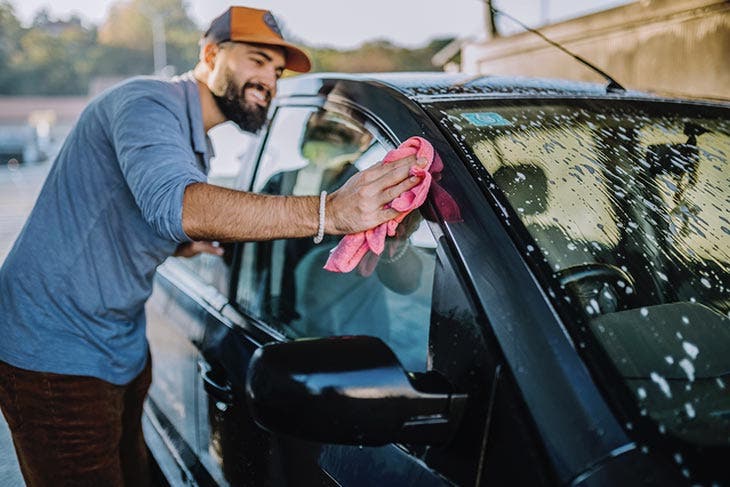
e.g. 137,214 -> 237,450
439,99 -> 729,470
236,105 -> 435,371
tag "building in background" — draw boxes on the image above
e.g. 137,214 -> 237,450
452,0 -> 729,101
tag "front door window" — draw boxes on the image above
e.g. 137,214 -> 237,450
236,106 -> 436,371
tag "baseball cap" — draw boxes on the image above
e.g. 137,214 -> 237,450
203,6 -> 311,73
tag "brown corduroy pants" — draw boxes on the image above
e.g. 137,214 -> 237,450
0,357 -> 152,487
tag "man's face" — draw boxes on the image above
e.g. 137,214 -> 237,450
207,42 -> 286,133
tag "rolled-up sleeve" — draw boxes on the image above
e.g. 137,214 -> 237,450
111,95 -> 206,242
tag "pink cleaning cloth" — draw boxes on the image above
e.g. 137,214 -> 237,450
324,136 -> 443,273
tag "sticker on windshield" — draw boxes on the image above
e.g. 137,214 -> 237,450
461,112 -> 512,127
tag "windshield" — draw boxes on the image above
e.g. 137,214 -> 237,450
435,98 -> 729,479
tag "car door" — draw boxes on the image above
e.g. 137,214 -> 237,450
195,102 -> 438,485
194,98 -> 552,486
146,243 -> 235,484
231,103 -> 439,486
145,138 -> 244,484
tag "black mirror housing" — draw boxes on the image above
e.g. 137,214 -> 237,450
245,336 -> 467,446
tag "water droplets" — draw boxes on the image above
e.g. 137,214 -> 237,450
678,358 -> 695,382
650,372 -> 672,398
682,341 -> 699,360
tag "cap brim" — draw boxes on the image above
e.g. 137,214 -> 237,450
230,35 -> 311,73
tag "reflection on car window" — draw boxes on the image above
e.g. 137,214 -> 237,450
444,101 -> 729,459
237,106 -> 435,371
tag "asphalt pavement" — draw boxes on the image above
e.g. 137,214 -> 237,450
0,160 -> 51,487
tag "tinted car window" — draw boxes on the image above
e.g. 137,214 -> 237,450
236,106 -> 434,371
438,100 -> 729,471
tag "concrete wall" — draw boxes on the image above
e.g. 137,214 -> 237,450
461,0 -> 729,100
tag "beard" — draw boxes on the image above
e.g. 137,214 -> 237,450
211,80 -> 269,133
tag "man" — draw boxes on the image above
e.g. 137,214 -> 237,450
0,6 -> 423,486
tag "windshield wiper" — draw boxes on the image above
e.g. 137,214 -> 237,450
486,4 -> 626,94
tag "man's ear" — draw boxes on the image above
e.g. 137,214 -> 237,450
202,43 -> 220,69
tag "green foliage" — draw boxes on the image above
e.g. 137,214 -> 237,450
0,1 -> 452,95
0,1 -> 23,92
309,38 -> 453,73
1,0 -> 200,95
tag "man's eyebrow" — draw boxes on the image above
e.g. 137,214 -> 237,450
249,49 -> 273,61
249,49 -> 285,68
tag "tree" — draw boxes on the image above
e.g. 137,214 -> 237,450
0,0 -> 453,96
98,0 -> 199,74
0,1 -> 23,92
13,20 -> 98,95
309,38 -> 454,73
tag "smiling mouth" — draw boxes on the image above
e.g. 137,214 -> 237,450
244,83 -> 270,107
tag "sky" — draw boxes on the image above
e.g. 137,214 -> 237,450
8,0 -> 633,49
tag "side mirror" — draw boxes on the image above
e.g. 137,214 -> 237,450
245,336 -> 467,446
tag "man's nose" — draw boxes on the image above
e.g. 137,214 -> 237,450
261,67 -> 278,91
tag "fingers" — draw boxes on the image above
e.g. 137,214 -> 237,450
379,208 -> 402,223
195,241 -> 224,256
378,173 -> 422,206
176,241 -> 224,258
373,154 -> 417,181
362,154 -> 418,183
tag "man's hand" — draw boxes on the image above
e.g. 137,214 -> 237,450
173,241 -> 224,258
326,154 -> 428,234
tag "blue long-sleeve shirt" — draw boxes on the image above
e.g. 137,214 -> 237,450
0,72 -> 211,384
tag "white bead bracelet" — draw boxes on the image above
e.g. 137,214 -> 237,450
313,190 -> 327,244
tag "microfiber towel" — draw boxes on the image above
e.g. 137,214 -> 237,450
324,136 -> 443,273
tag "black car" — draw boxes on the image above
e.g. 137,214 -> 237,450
143,72 -> 730,486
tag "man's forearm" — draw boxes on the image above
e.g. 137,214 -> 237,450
182,183 -> 319,241
181,153 -> 425,242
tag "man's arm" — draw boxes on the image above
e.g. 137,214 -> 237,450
182,154 -> 424,241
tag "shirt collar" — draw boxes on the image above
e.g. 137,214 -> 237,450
178,71 -> 212,170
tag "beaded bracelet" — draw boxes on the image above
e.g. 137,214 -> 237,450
313,190 -> 327,244
381,240 -> 410,264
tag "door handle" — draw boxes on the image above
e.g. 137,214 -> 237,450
198,361 -> 234,405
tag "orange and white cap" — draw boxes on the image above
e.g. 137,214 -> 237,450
203,6 -> 311,73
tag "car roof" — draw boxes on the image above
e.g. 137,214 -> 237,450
277,71 -> 657,103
